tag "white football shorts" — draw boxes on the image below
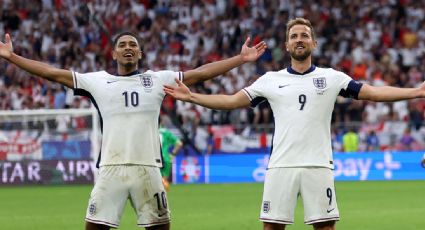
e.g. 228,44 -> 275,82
260,167 -> 339,225
85,165 -> 170,228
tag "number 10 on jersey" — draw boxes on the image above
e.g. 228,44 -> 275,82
122,91 -> 139,107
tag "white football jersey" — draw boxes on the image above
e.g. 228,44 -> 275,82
72,70 -> 183,167
243,66 -> 361,169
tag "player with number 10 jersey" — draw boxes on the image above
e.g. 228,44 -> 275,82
73,70 -> 183,168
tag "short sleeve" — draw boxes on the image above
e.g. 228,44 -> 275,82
242,74 -> 268,107
336,70 -> 363,99
156,70 -> 184,86
72,71 -> 107,95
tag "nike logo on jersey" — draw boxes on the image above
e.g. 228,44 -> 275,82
326,208 -> 335,213
107,80 -> 119,84
278,84 -> 290,88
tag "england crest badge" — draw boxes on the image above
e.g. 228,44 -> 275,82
262,201 -> 270,213
88,202 -> 97,215
313,77 -> 326,95
139,74 -> 153,92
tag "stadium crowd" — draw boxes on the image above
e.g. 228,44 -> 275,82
1,0 -> 425,152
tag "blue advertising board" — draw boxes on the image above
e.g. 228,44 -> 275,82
173,155 -> 206,184
207,154 -> 269,183
173,152 -> 425,184
334,151 -> 424,181
42,140 -> 91,160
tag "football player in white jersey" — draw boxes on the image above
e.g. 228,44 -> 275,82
0,32 -> 266,230
164,18 -> 425,230
421,153 -> 425,168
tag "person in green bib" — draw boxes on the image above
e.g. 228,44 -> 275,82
342,128 -> 359,152
159,127 -> 183,191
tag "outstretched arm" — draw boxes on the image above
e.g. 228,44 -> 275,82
183,37 -> 267,86
164,79 -> 250,110
0,34 -> 73,88
358,83 -> 425,102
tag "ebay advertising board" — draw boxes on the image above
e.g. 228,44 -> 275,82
1,152 -> 423,186
173,152 -> 425,184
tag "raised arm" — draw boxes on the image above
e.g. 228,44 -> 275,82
358,83 -> 425,102
164,79 -> 250,110
183,37 -> 267,86
0,34 -> 73,88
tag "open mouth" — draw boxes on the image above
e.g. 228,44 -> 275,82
123,52 -> 134,57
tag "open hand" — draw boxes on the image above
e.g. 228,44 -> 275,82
240,37 -> 267,62
164,78 -> 192,102
0,34 -> 13,59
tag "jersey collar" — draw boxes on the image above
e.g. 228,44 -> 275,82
287,65 -> 316,75
117,70 -> 140,76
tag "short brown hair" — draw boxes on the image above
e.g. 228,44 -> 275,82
286,18 -> 316,41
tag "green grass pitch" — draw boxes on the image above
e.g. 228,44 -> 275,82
0,181 -> 424,230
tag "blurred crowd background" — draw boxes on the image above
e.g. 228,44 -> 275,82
1,0 -> 425,152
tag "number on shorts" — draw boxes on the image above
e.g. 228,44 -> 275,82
326,187 -> 333,205
154,191 -> 168,210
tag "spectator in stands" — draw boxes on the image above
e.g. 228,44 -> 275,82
343,128 -> 360,152
366,130 -> 380,151
396,127 -> 420,151
205,130 -> 215,155
363,101 -> 389,124
331,127 -> 343,152
408,100 -> 424,130
1,1 -> 425,151
53,86 -> 66,109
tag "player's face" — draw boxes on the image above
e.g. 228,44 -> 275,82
112,35 -> 142,69
285,25 -> 317,61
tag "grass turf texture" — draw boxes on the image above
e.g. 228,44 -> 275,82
0,181 -> 424,230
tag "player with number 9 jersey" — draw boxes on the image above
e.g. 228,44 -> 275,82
242,65 -> 361,226
162,17 -> 425,229
243,66 -> 358,170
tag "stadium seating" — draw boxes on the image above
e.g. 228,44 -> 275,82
0,0 -> 425,152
